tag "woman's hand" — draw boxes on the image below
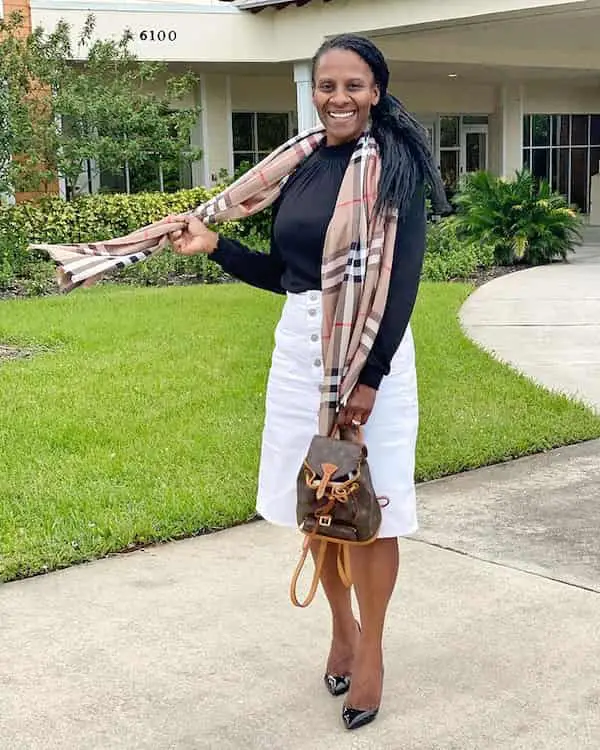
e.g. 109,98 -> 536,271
166,215 -> 219,256
337,384 -> 377,428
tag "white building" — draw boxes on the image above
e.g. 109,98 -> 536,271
18,0 -> 600,217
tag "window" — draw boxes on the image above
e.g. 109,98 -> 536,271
232,112 -> 290,171
64,112 -> 194,197
523,114 -> 600,212
421,115 -> 488,200
98,158 -> 192,195
462,115 -> 488,126
439,116 -> 460,198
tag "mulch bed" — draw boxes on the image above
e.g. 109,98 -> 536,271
0,263 -> 531,302
469,264 -> 528,287
0,281 -> 57,301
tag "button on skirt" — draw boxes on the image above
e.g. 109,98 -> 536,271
257,291 -> 419,538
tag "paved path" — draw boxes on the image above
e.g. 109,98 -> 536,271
1,439 -> 599,750
461,244 -> 600,413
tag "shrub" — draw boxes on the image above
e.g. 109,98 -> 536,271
452,170 -> 582,266
218,161 -> 272,243
2,187 -> 243,245
422,218 -> 494,281
0,186 -> 274,291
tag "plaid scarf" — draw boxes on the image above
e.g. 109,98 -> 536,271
31,125 -> 398,435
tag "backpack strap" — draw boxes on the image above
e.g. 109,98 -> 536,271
290,537 -> 353,608
336,542 -> 352,589
290,536 -> 328,608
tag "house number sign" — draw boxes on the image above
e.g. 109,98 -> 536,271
139,30 -> 177,42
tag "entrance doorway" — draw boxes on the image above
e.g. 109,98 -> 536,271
462,126 -> 488,176
422,115 -> 489,199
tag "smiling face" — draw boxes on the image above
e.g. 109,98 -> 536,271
312,48 -> 380,146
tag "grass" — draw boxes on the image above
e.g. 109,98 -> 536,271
1,282 -> 599,582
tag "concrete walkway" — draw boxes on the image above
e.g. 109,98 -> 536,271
1,441 -> 599,750
2,248 -> 600,749
461,244 -> 600,413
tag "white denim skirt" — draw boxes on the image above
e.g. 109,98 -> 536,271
257,291 -> 419,538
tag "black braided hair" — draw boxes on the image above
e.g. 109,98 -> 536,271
311,34 -> 449,217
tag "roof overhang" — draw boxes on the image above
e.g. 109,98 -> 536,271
219,0 -> 332,12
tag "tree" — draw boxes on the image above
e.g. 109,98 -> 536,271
0,11 -> 201,199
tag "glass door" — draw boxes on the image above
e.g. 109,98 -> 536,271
461,126 -> 488,176
439,116 -> 460,199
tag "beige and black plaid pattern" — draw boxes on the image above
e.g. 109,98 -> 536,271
32,126 -> 397,435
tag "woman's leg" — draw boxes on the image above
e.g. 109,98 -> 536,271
310,540 -> 360,676
346,538 -> 399,708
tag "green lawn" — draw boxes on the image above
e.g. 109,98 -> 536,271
1,283 -> 599,582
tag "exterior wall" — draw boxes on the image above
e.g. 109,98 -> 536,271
525,85 -> 600,114
145,73 -> 197,111
30,1 -> 270,63
30,0 -> 587,64
396,81 -> 496,116
3,0 -> 31,27
397,81 -> 600,121
230,76 -> 295,113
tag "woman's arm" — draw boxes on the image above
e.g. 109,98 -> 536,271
210,225 -> 285,295
168,202 -> 286,295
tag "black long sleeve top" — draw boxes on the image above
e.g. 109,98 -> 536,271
210,139 -> 426,390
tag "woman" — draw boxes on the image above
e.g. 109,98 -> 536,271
169,35 -> 447,731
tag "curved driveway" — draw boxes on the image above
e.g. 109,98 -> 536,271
460,244 -> 600,413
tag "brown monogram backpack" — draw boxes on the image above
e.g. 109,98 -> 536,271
290,427 -> 384,608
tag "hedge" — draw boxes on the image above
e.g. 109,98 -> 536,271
0,188 -> 491,296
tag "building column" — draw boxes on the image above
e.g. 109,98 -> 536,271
500,84 -> 524,178
193,74 -> 233,187
487,111 -> 503,177
294,61 -> 318,133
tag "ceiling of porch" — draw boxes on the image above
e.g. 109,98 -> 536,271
370,5 -> 600,72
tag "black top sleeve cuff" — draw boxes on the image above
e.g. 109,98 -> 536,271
210,235 -> 239,264
357,363 -> 385,391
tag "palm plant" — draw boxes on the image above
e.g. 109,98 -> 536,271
453,170 -> 582,266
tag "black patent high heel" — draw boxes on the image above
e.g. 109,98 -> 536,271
342,705 -> 379,731
342,666 -> 384,731
324,674 -> 351,697
324,620 -> 361,697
